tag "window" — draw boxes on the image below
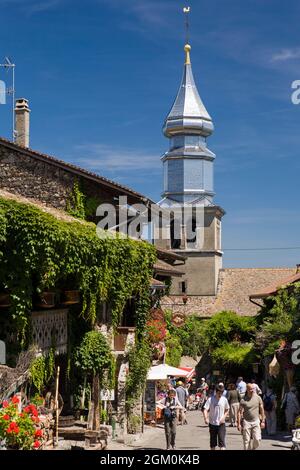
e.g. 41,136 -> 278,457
170,218 -> 181,249
185,217 -> 198,249
180,281 -> 187,294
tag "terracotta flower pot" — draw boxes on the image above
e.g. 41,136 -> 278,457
36,291 -> 56,309
62,290 -> 80,305
0,293 -> 11,308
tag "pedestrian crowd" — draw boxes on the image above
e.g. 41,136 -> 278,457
157,375 -> 300,450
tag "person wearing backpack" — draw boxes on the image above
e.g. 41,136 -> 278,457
157,389 -> 184,450
263,387 -> 277,436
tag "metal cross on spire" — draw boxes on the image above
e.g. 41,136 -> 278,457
183,6 -> 191,45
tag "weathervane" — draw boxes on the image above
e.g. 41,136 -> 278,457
183,6 -> 191,44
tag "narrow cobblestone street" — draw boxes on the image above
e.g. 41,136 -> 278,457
125,411 -> 292,451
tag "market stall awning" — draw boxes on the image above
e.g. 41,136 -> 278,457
178,367 -> 195,379
147,364 -> 189,381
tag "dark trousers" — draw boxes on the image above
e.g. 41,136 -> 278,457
209,423 -> 226,449
164,418 -> 177,448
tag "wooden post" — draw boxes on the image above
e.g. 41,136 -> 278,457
92,373 -> 100,431
101,400 -> 107,424
80,375 -> 87,422
54,366 -> 60,447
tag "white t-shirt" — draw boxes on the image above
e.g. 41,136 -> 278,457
204,396 -> 229,426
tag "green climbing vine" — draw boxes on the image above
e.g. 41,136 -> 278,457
0,197 -> 157,343
66,180 -> 102,221
29,348 -> 56,393
66,180 -> 86,220
125,340 -> 152,411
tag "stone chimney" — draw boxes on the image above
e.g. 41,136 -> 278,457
15,98 -> 30,147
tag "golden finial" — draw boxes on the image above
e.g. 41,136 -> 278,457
184,44 -> 191,65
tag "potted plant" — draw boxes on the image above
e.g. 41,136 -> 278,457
36,291 -> 56,309
60,276 -> 81,305
0,292 -> 11,308
0,396 -> 45,450
61,290 -> 80,305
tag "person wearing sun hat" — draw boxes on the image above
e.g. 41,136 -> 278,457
176,381 -> 188,425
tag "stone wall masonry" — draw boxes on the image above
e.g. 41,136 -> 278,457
0,146 -> 73,209
162,267 -> 296,318
0,144 -> 120,213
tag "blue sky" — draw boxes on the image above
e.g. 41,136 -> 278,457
0,0 -> 300,268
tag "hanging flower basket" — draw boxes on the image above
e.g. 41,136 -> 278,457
145,319 -> 167,344
61,290 -> 80,305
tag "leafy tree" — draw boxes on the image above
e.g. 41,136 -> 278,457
255,284 -> 300,356
204,311 -> 255,350
165,335 -> 183,367
165,313 -> 206,359
201,311 -> 257,368
211,342 -> 256,366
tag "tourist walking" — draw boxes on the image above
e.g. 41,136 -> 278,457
263,387 -> 277,436
176,381 -> 188,425
197,377 -> 209,410
251,379 -> 262,395
218,382 -> 228,398
237,383 -> 265,450
282,386 -> 300,432
199,377 -> 209,395
227,383 -> 240,426
157,389 -> 184,450
236,377 -> 247,399
203,384 -> 229,450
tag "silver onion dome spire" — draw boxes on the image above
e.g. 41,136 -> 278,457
163,44 -> 214,138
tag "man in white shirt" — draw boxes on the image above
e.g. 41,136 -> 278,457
251,379 -> 262,395
236,377 -> 247,398
203,384 -> 229,450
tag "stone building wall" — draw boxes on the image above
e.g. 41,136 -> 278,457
0,144 -> 118,212
162,267 -> 296,318
0,146 -> 73,209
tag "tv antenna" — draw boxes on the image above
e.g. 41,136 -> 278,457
0,57 -> 16,142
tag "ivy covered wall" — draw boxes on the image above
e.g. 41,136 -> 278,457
0,196 -> 157,345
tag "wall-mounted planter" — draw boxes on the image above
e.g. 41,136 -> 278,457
0,293 -> 11,308
62,290 -> 80,305
182,295 -> 188,305
36,291 -> 56,309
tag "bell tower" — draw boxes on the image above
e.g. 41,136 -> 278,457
158,9 -> 225,296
